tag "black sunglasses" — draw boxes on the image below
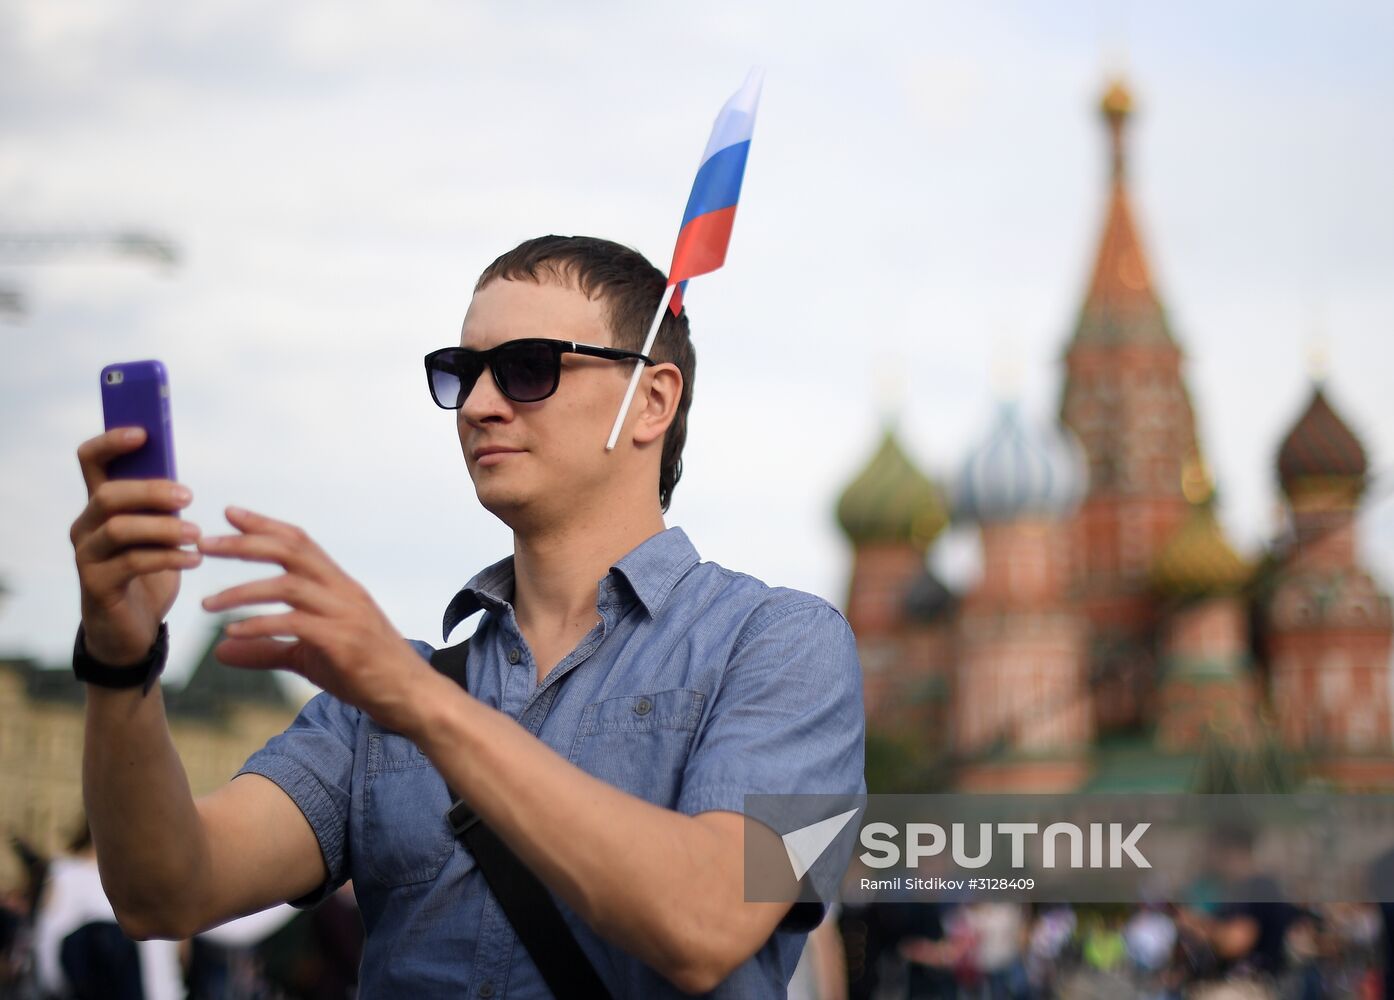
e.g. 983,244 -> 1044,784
424,338 -> 655,409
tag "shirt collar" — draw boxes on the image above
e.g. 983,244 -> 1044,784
441,526 -> 700,641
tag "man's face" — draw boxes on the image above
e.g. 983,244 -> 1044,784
456,276 -> 633,525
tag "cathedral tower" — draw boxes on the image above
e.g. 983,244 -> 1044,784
1264,383 -> 1394,786
1058,79 -> 1203,732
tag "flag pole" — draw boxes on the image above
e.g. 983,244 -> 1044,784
605,283 -> 676,452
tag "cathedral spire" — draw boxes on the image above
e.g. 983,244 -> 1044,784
1101,78 -> 1133,181
1074,75 -> 1168,343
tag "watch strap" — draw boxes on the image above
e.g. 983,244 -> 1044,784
73,622 -> 169,696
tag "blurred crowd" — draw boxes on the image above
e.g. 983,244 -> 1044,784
827,898 -> 1390,1000
0,826 -> 361,1000
6,824 -> 1394,998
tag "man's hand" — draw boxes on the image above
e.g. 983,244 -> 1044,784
198,506 -> 433,732
72,427 -> 202,665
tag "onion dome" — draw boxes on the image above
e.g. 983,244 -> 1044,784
955,404 -> 1085,523
1151,487 -> 1250,597
1101,78 -> 1134,122
836,428 -> 947,550
1276,383 -> 1368,497
904,567 -> 956,624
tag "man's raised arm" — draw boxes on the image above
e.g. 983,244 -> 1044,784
73,428 -> 325,939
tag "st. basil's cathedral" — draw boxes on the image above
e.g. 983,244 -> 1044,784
837,78 -> 1393,794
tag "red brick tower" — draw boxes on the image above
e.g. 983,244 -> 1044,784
951,403 -> 1093,791
1150,468 -> 1261,753
836,427 -> 949,734
1264,383 -> 1394,787
1058,79 -> 1203,733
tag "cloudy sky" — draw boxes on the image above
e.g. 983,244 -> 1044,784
2,1 -> 1392,689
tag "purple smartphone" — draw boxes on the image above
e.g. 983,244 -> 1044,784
101,360 -> 178,481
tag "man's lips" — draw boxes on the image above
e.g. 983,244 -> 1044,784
472,445 -> 525,466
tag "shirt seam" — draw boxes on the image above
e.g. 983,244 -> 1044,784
731,597 -> 844,658
235,753 -> 344,876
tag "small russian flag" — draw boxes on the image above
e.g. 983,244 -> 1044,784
604,70 -> 762,451
666,70 -> 762,315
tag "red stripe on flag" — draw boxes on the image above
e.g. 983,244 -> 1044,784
668,283 -> 684,316
668,205 -> 738,286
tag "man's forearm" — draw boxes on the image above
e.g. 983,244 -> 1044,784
408,667 -> 776,991
83,684 -> 211,938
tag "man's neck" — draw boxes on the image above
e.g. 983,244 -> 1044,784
511,507 -> 667,632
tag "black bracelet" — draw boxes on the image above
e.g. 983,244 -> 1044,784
73,622 -> 169,696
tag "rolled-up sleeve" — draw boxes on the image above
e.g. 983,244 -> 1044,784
235,691 -> 358,908
676,596 -> 866,814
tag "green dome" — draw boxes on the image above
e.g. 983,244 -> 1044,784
1151,500 -> 1250,597
836,429 -> 947,550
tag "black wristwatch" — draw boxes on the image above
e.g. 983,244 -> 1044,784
73,622 -> 169,696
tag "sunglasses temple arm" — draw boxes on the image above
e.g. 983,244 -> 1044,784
604,283 -> 677,452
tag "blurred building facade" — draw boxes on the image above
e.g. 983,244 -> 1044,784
840,79 -> 1394,794
0,622 -> 301,890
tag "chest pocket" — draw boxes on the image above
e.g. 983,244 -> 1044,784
360,732 -> 460,888
568,689 -> 705,807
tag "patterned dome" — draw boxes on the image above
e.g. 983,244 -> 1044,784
1276,384 -> 1368,495
1151,499 -> 1250,597
836,428 -> 947,550
955,404 -> 1085,523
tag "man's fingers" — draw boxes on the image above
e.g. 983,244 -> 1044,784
196,533 -> 326,579
76,427 -> 147,495
82,548 -> 203,593
198,508 -> 340,583
71,479 -> 193,544
222,611 -> 315,642
226,506 -> 333,559
78,513 -> 201,564
213,637 -> 298,671
201,574 -> 332,616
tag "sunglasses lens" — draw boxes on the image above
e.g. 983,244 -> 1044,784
494,342 -> 558,402
429,355 -> 480,409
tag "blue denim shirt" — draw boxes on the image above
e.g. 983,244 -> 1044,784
237,527 -> 865,998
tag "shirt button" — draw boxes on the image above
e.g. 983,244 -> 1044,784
507,648 -> 521,665
634,697 -> 652,716
479,982 -> 495,998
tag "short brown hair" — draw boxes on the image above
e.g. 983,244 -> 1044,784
476,235 -> 695,512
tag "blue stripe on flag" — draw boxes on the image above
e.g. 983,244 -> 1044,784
678,140 -> 750,228
699,108 -> 757,164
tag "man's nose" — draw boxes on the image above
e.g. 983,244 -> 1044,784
459,364 -> 512,425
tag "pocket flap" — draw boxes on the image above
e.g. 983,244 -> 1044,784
577,687 -> 705,737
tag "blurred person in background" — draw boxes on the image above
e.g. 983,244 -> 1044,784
31,820 -> 182,1000
1174,826 -> 1314,999
1024,904 -> 1076,997
787,903 -> 848,1000
954,902 -> 1032,999
0,886 -> 27,996
895,900 -> 959,1000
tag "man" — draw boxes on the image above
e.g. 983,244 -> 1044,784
70,235 -> 866,997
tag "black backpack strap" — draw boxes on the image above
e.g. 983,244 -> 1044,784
430,640 -> 612,1000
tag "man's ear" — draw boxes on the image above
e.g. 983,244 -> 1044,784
631,363 -> 683,446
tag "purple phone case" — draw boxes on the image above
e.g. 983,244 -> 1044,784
101,360 -> 177,481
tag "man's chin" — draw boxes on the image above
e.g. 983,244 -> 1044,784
473,482 -> 535,524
